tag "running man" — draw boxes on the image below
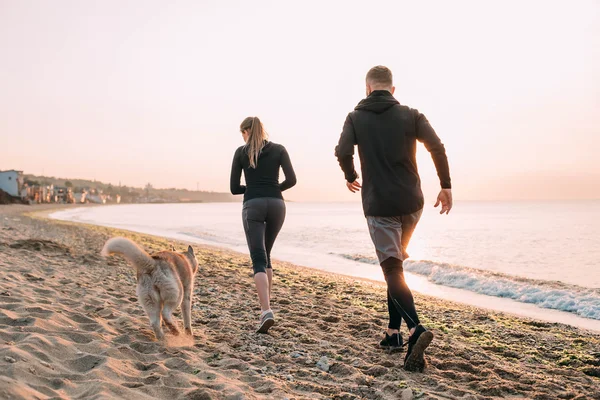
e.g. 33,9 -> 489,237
335,66 -> 452,372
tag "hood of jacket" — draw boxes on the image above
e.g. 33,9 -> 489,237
354,90 -> 400,114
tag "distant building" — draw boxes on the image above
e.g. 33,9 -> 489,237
0,170 -> 24,197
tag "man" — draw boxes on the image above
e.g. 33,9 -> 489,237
335,66 -> 452,372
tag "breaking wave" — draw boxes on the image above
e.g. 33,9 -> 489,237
339,254 -> 600,320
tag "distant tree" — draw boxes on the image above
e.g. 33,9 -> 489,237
65,180 -> 73,188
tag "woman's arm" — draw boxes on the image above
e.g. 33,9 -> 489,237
230,149 -> 246,195
279,147 -> 297,191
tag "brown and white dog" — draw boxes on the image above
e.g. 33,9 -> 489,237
101,237 -> 198,340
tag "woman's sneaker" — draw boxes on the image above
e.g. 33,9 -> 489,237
403,324 -> 434,372
379,332 -> 404,352
257,310 -> 275,334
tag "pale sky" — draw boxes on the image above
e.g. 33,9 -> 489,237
1,0 -> 599,201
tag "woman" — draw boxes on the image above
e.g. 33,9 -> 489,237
230,116 -> 297,333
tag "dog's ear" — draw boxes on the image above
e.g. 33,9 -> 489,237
187,245 -> 194,255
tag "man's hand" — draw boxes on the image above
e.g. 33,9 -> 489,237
434,189 -> 452,214
346,179 -> 362,193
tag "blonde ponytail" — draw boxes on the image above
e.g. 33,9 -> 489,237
240,116 -> 268,168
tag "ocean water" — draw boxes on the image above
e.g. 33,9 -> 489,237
51,201 -> 600,330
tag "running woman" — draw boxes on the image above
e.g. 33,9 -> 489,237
230,116 -> 297,333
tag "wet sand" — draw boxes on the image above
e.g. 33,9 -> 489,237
0,204 -> 599,399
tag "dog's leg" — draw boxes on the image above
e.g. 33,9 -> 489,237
146,303 -> 164,340
182,285 -> 193,336
162,298 -> 181,335
139,287 -> 165,340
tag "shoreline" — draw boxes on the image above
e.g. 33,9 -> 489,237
48,203 -> 600,333
0,204 -> 599,399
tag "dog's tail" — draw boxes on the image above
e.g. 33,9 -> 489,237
101,237 -> 155,274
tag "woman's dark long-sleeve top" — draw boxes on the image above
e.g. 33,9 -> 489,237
230,141 -> 297,202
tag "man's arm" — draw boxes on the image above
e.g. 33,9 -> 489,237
415,110 -> 452,214
334,113 -> 359,183
414,110 -> 451,189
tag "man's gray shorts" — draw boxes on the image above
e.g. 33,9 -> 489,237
366,209 -> 423,264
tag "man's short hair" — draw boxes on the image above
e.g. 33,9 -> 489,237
366,66 -> 393,88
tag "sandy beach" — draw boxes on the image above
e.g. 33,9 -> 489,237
0,204 -> 599,400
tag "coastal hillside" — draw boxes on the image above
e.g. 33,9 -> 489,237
23,175 -> 238,204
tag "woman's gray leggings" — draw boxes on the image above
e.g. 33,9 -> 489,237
242,198 -> 286,275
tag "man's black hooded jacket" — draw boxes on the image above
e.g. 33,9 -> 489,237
335,90 -> 451,217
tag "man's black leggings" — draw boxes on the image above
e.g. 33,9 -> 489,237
382,257 -> 420,330
242,197 -> 286,275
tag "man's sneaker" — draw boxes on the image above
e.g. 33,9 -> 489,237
403,324 -> 434,372
379,332 -> 404,352
257,310 -> 274,334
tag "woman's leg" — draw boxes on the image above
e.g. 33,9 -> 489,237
253,273 -> 270,312
242,199 -> 270,311
266,269 -> 273,296
264,199 -> 286,295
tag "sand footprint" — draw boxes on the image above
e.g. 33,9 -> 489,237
121,382 -> 145,389
24,306 -> 54,317
33,288 -> 55,296
142,374 -> 162,385
0,312 -> 36,327
130,341 -> 162,355
64,354 -> 106,373
162,371 -> 197,389
15,343 -> 54,363
77,322 -> 104,332
66,312 -> 97,325
133,361 -> 161,371
0,295 -> 24,304
0,330 -> 29,343
0,302 -> 21,311
24,383 -> 61,398
62,331 -> 96,344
